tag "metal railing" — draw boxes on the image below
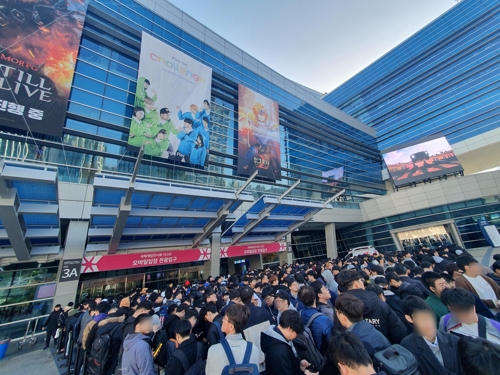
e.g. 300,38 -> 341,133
0,314 -> 49,342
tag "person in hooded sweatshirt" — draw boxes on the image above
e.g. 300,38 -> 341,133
261,310 -> 318,375
386,272 -> 425,300
121,313 -> 156,375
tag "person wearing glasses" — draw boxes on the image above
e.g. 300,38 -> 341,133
205,304 -> 262,375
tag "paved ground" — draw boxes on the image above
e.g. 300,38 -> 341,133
0,246 -> 498,375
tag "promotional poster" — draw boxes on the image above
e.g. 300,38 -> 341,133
0,0 -> 89,137
128,31 -> 213,168
237,84 -> 281,180
382,136 -> 463,187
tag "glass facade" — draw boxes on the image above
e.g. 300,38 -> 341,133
291,230 -> 328,262
322,0 -> 500,150
337,195 -> 500,254
0,0 -> 384,206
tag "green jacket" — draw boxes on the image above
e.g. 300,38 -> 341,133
157,119 -> 178,136
134,76 -> 157,108
426,292 -> 449,326
144,138 -> 169,158
144,109 -> 160,128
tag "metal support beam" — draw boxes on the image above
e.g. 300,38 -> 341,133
236,170 -> 258,198
108,196 -> 131,254
231,204 -> 276,245
278,180 -> 301,203
274,209 -> 320,241
323,189 -> 345,207
0,189 -> 31,261
192,202 -> 230,248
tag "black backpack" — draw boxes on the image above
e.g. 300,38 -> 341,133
154,330 -> 178,368
293,312 -> 326,371
171,342 -> 204,373
87,323 -> 121,375
373,344 -> 420,375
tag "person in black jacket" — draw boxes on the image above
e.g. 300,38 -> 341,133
121,300 -> 153,341
457,336 -> 500,375
337,269 -> 408,344
164,304 -> 188,340
166,320 -> 205,375
42,304 -> 62,349
386,272 -> 425,300
260,310 -> 316,375
261,285 -> 278,322
202,302 -> 224,348
394,263 -> 429,298
240,286 -> 274,329
400,296 -> 464,375
86,309 -> 125,375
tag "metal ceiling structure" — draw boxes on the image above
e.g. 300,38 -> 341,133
0,160 -> 60,261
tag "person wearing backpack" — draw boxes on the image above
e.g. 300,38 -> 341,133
121,314 -> 156,375
86,308 -> 125,375
439,287 -> 500,344
205,304 -> 262,375
261,310 -> 318,375
401,296 -> 464,375
297,286 -> 332,355
166,320 -> 205,375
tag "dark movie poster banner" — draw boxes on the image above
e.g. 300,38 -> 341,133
0,0 -> 89,137
237,84 -> 281,181
128,32 -> 213,168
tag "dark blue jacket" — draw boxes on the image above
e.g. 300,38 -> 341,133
300,306 -> 333,354
350,320 -> 391,357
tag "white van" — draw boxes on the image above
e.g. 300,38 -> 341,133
344,246 -> 378,259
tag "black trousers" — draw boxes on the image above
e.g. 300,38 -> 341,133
45,329 -> 57,347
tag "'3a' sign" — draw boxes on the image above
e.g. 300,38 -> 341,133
59,259 -> 82,282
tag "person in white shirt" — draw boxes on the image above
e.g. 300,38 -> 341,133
205,304 -> 263,375
455,255 -> 500,313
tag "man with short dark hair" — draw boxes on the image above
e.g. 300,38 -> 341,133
298,285 -> 332,354
439,288 -> 500,344
261,310 -> 315,375
121,314 -> 156,375
42,304 -> 62,349
274,289 -> 296,324
337,269 -> 408,344
394,263 -> 429,298
166,319 -> 205,375
335,294 -> 390,357
165,304 -> 189,340
421,271 -> 450,325
386,272 -> 425,300
458,336 -> 500,375
122,300 -> 153,340
455,255 -> 500,312
326,331 -> 386,375
311,281 -> 334,322
400,296 -> 463,375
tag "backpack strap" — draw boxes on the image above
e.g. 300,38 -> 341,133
443,314 -> 451,330
478,315 -> 487,339
173,350 -> 191,373
242,342 -> 253,364
109,322 -> 121,337
213,320 -> 224,342
306,313 -> 323,328
195,342 -> 204,362
220,338 -> 236,365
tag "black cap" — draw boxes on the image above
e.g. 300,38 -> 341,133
160,108 -> 170,114
149,292 -> 159,302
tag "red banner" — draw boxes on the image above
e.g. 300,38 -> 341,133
81,248 -> 211,273
220,242 -> 286,258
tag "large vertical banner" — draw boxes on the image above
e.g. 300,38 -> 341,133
237,84 -> 281,180
0,0 -> 89,137
129,32 -> 212,167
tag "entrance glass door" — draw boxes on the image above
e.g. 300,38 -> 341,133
397,225 -> 452,250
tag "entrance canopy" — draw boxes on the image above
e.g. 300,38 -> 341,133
0,161 -> 60,261
222,195 -> 332,245
87,173 -> 254,254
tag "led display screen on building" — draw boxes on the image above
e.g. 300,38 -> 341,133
0,0 -> 89,137
128,32 -> 213,168
382,136 -> 463,187
237,84 -> 281,180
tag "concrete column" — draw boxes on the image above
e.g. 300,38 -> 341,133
204,227 -> 221,278
325,223 -> 338,259
53,220 -> 89,306
448,222 -> 465,248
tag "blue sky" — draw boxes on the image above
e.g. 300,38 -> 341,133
168,0 -> 457,93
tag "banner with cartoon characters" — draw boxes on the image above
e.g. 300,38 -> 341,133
128,32 -> 212,167
237,84 -> 281,180
0,0 -> 89,137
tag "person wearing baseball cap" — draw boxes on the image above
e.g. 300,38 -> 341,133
275,289 -> 296,324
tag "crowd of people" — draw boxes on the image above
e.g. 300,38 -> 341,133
45,244 -> 500,375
